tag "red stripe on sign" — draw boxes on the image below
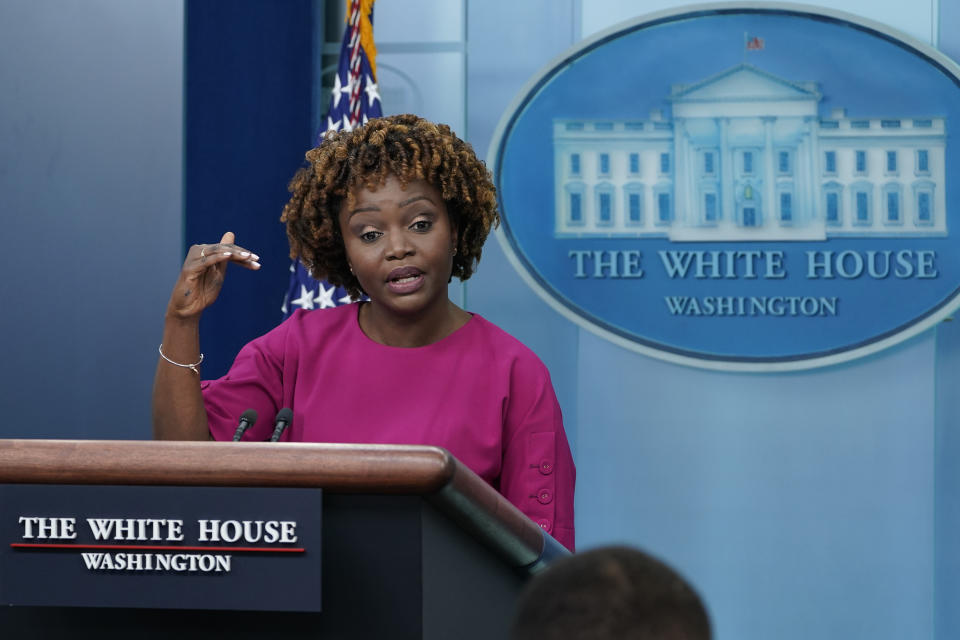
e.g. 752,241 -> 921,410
10,543 -> 304,553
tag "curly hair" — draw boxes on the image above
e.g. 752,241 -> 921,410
280,114 -> 500,300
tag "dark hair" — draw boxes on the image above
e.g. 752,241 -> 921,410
511,546 -> 711,640
280,114 -> 500,299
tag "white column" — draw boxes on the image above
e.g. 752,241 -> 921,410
763,117 -> 776,227
674,121 -> 687,225
720,117 -> 733,226
806,117 -> 819,225
795,133 -> 807,225
685,123 -> 697,224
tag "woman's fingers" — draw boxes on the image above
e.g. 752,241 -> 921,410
167,233 -> 261,320
191,237 -> 261,271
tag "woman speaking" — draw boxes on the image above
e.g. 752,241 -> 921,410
152,114 -> 575,551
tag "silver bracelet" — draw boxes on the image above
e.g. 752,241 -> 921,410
158,344 -> 204,375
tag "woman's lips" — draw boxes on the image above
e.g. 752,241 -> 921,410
386,267 -> 424,294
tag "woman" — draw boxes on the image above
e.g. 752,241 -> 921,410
153,114 -> 575,550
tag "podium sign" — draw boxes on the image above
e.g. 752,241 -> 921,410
0,485 -> 323,612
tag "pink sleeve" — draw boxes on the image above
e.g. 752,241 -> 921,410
200,322 -> 289,442
499,358 -> 576,552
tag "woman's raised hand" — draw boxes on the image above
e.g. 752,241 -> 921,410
165,231 -> 261,320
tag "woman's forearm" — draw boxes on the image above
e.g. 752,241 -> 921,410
152,316 -> 209,440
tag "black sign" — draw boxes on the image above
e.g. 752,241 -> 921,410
0,485 -> 322,611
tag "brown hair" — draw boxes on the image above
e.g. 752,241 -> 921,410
281,114 -> 500,299
511,546 -> 711,640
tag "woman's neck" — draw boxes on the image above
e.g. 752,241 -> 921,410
358,299 -> 471,347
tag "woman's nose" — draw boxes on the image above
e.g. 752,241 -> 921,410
384,230 -> 415,260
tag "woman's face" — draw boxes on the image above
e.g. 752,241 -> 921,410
339,174 -> 457,319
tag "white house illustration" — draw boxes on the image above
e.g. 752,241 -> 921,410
553,64 -> 947,240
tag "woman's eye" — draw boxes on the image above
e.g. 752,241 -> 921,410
412,220 -> 432,232
360,230 -> 381,242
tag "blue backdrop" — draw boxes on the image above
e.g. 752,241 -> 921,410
0,1 -> 957,638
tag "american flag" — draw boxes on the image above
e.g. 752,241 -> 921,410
745,34 -> 764,51
282,0 -> 381,317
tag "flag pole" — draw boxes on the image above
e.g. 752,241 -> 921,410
282,0 -> 381,318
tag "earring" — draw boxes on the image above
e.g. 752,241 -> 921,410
452,247 -> 458,256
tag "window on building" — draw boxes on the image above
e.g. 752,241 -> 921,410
629,153 -> 640,174
778,151 -> 790,174
917,192 -> 931,223
917,191 -> 930,222
570,154 -> 580,175
660,153 -> 670,174
625,122 -> 644,131
884,183 -> 903,225
599,153 -> 610,175
565,122 -> 584,131
851,120 -> 870,129
820,120 -> 839,129
824,151 -> 836,174
628,192 -> 642,224
595,122 -> 613,131
569,192 -> 582,223
780,192 -> 792,222
825,191 -> 840,225
704,152 -> 714,175
624,184 -> 643,226
881,120 -> 901,128
856,191 -> 869,223
917,149 -> 929,173
886,190 -> 900,223
855,151 -> 867,173
743,207 -> 757,227
743,151 -> 754,174
886,151 -> 897,173
598,192 -> 612,225
704,192 -> 717,223
913,119 -> 932,128
657,192 -> 671,223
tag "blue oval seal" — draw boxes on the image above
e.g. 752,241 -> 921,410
489,3 -> 960,371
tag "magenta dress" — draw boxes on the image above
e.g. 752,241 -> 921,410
201,304 -> 576,551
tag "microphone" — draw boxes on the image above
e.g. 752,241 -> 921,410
232,409 -> 258,441
269,408 -> 293,442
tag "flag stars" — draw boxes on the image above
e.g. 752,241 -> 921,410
291,285 -> 316,311
284,1 -> 381,319
340,74 -> 353,102
364,75 -> 381,108
331,73 -> 344,108
313,283 -> 338,309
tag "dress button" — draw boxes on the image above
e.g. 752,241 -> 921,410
537,519 -> 552,533
539,460 -> 554,475
537,490 -> 553,505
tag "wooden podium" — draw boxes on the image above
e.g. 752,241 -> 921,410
0,439 -> 566,639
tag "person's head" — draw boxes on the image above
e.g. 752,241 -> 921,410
281,114 -> 499,302
511,546 -> 711,640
